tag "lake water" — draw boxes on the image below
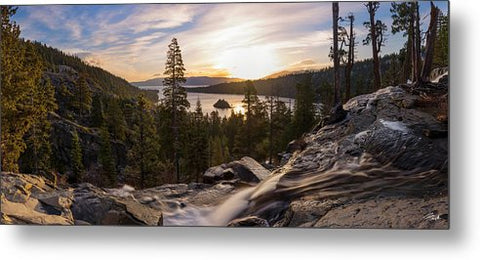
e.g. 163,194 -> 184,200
139,86 -> 295,118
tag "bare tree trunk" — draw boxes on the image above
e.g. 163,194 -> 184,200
345,14 -> 354,102
367,2 -> 381,90
421,2 -> 440,83
414,2 -> 422,83
268,96 -> 274,164
410,4 -> 417,82
172,56 -> 180,183
404,31 -> 412,82
332,2 -> 341,105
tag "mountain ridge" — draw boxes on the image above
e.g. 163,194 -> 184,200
131,76 -> 243,87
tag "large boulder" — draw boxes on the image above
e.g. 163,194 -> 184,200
227,216 -> 269,227
71,183 -> 163,225
1,172 -> 163,226
1,172 -> 74,225
237,86 -> 449,228
203,157 -> 270,184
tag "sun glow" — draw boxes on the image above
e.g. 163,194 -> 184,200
233,104 -> 246,115
215,47 -> 280,79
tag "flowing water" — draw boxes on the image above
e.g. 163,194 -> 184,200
162,152 -> 446,226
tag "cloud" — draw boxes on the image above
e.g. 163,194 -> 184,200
14,2 -> 413,81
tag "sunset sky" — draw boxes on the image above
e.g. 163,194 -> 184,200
13,2 -> 448,81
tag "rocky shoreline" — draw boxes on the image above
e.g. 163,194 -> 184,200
1,84 -> 448,228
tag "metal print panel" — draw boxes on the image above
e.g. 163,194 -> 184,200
0,1 -> 449,228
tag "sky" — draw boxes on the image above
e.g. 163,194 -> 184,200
13,1 -> 449,82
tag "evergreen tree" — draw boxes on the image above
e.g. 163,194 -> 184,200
99,126 -> 116,186
235,80 -> 267,157
384,53 -> 401,86
69,130 -> 84,183
20,76 -> 57,176
1,7 -> 55,172
433,12 -> 449,68
72,76 -> 92,117
90,95 -> 105,127
182,100 -> 209,182
363,2 -> 387,90
390,2 -> 414,82
292,75 -> 316,138
105,97 -> 127,141
161,38 -> 189,183
127,95 -> 159,188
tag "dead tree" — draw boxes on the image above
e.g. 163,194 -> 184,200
344,13 -> 356,101
421,2 -> 440,83
364,2 -> 382,90
332,2 -> 341,106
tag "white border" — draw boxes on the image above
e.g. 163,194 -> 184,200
1,1 -> 479,260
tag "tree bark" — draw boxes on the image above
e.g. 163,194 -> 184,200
345,15 -> 354,102
410,4 -> 417,82
332,2 -> 341,105
367,2 -> 381,90
421,2 -> 440,83
414,2 -> 422,83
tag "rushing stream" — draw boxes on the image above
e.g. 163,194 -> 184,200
159,85 -> 448,227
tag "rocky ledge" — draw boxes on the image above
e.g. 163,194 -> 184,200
1,85 -> 448,228
229,85 -> 448,229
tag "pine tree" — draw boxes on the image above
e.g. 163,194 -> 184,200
182,101 -> 209,182
391,2 -> 414,82
239,80 -> 265,156
72,76 -> 92,117
70,130 -> 84,183
90,95 -> 105,127
99,126 -> 116,186
292,75 -> 316,138
433,12 -> 448,68
20,76 -> 57,176
105,97 -> 127,141
363,2 -> 387,90
161,38 -> 189,183
127,95 -> 159,188
1,7 -> 54,172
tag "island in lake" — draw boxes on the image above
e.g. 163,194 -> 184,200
213,99 -> 232,109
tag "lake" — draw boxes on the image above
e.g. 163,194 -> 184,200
139,86 -> 295,118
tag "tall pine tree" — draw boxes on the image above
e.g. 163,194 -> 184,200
69,130 -> 84,183
161,38 -> 189,183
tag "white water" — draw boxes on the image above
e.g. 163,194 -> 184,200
163,172 -> 285,226
162,187 -> 256,226
431,72 -> 448,83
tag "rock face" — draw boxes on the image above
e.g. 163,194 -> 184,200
1,172 -> 74,225
2,85 -> 449,229
71,183 -> 163,225
227,216 -> 269,227
240,86 -> 448,229
1,172 -> 162,225
203,156 -> 271,184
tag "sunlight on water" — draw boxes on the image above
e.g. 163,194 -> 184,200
138,85 -> 294,118
233,104 -> 246,115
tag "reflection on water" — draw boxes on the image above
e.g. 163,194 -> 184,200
139,85 -> 294,118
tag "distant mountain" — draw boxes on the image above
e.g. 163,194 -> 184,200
188,54 -> 402,101
131,76 -> 243,87
262,69 -> 313,79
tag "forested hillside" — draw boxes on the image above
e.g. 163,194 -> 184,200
188,53 -> 407,107
27,41 -> 157,101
